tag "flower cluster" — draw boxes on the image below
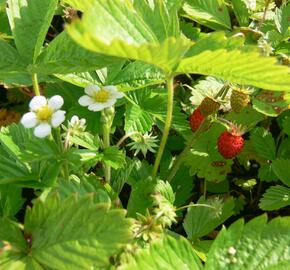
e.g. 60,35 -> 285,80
21,95 -> 66,138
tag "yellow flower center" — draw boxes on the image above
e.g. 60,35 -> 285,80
93,89 -> 110,103
36,105 -> 53,121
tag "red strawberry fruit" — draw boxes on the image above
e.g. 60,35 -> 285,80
217,130 -> 244,159
189,108 -> 205,132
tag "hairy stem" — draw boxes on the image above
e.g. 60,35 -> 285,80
32,73 -> 41,96
54,128 -> 69,180
152,75 -> 174,178
176,203 -> 216,212
101,108 -> 114,183
259,0 -> 271,29
116,131 -> 141,147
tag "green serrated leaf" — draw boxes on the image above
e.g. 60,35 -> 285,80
0,185 -> 24,217
120,235 -> 202,270
7,0 -> 58,63
170,164 -> 195,207
66,0 -> 191,72
274,4 -> 290,39
51,177 -> 110,204
102,146 -> 126,169
226,106 -> 265,127
55,71 -> 103,88
183,196 -> 235,241
110,61 -> 165,92
258,164 -> 277,182
126,88 -> 190,136
251,127 -> 276,161
0,155 -> 35,185
21,138 -> 60,163
272,158 -> 290,186
232,0 -> 250,26
177,46 -> 290,91
205,215 -> 290,269
252,90 -> 288,117
125,104 -> 154,134
0,255 -> 44,270
281,114 -> 290,136
35,31 -> 120,74
182,0 -> 231,30
127,178 -> 174,217
24,194 -> 133,270
0,39 -> 25,72
259,185 -> 290,210
185,124 -> 233,182
176,32 -> 290,91
0,217 -> 27,250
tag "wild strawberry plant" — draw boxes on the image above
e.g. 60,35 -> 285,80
0,0 -> 290,269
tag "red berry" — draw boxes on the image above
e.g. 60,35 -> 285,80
189,108 -> 205,132
217,131 -> 244,159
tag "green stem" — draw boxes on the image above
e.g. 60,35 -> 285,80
53,128 -> 69,180
257,0 -> 271,30
166,119 -> 210,182
176,203 -> 216,212
32,73 -> 41,96
152,75 -> 174,178
116,131 -> 141,147
101,108 -> 114,183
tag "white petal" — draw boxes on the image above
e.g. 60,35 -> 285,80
113,91 -> 125,99
84,85 -> 100,96
21,112 -> 38,128
103,85 -> 118,92
79,118 -> 86,126
34,123 -> 51,138
48,95 -> 64,111
51,110 -> 66,127
70,115 -> 79,125
88,103 -> 106,111
29,96 -> 47,111
104,85 -> 124,99
104,98 -> 117,107
78,95 -> 94,106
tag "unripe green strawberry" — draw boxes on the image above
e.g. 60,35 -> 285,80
189,108 -> 205,132
230,88 -> 250,113
199,97 -> 220,116
217,130 -> 244,159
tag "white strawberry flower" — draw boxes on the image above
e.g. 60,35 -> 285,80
78,85 -> 124,112
21,95 -> 66,138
